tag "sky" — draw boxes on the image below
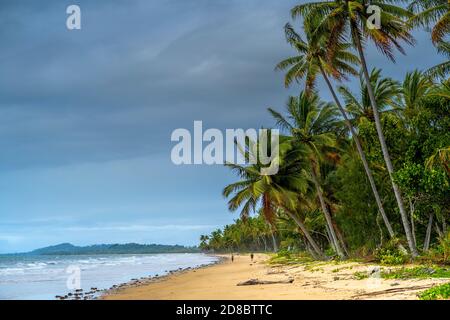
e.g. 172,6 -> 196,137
0,0 -> 445,253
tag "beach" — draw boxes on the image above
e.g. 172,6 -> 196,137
102,254 -> 449,300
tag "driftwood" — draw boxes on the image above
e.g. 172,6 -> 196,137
352,284 -> 434,299
237,278 -> 294,286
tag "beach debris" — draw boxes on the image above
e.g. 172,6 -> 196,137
352,284 -> 435,299
266,270 -> 286,275
237,278 -> 294,286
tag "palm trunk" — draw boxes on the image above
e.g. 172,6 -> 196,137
435,222 -> 443,238
270,230 -> 278,252
333,220 -> 350,257
306,242 -> 320,260
325,224 -> 337,253
283,208 -> 324,259
319,65 -> 396,239
424,212 -> 433,251
351,26 -> 419,257
409,198 -> 417,247
310,167 -> 345,259
262,236 -> 268,252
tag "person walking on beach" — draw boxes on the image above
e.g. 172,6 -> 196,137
231,254 -> 234,263
250,253 -> 254,262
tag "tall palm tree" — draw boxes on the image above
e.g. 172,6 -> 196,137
276,22 -> 398,242
222,134 -> 325,258
269,91 -> 346,258
409,0 -> 450,44
292,0 -> 419,256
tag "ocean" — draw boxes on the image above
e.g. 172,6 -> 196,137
0,253 -> 218,300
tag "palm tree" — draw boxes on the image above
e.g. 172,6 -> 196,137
268,91 -> 346,259
339,68 -> 401,123
276,22 -> 359,92
276,22 -> 398,242
399,70 -> 433,120
426,41 -> 450,79
409,0 -> 450,44
199,235 -> 210,251
426,146 -> 450,177
222,134 -> 325,258
292,0 -> 419,256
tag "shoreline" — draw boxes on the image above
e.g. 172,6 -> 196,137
51,254 -> 223,300
98,254 -> 225,300
102,253 -> 449,300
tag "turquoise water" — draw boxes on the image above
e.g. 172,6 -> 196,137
0,253 -> 217,300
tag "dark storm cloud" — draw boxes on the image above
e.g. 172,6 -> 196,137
0,0 -> 298,171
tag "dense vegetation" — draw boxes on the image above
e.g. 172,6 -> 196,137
200,0 -> 449,264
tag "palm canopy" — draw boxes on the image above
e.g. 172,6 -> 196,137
426,41 -> 450,78
292,0 -> 415,61
400,69 -> 434,115
268,91 -> 339,161
409,0 -> 450,44
276,20 -> 359,90
222,134 -> 307,225
338,68 -> 401,122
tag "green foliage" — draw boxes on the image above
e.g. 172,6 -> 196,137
394,163 -> 448,197
435,233 -> 450,264
268,251 -> 313,265
374,241 -> 409,265
353,271 -> 368,280
382,266 -> 450,279
330,153 -> 385,250
419,283 -> 450,300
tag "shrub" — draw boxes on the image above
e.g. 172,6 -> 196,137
383,266 -> 450,279
419,283 -> 450,300
374,240 -> 408,265
435,232 -> 450,264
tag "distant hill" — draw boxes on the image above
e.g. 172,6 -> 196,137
29,243 -> 200,255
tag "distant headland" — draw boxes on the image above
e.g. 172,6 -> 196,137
23,243 -> 200,255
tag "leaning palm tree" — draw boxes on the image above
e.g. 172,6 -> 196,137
409,0 -> 450,44
222,134 -> 325,258
292,0 -> 419,256
269,91 -> 346,259
276,21 -> 398,243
